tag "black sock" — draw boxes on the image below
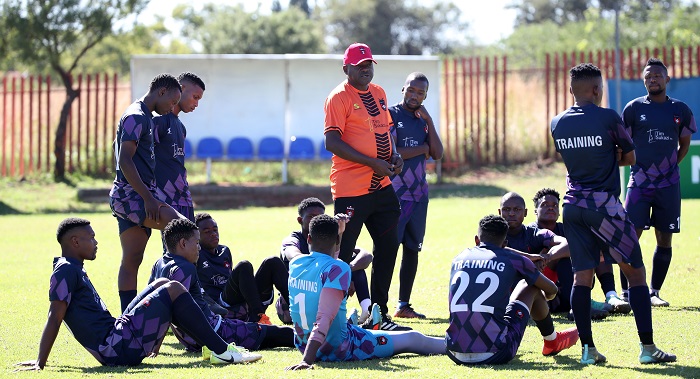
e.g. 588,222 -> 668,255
259,325 -> 296,349
619,267 -> 629,292
171,294 -> 228,354
629,285 -> 654,345
651,246 -> 672,292
597,272 -> 616,295
571,285 -> 594,347
555,258 -> 573,311
398,247 -> 419,303
535,313 -> 555,337
352,270 -> 370,304
119,290 -> 137,313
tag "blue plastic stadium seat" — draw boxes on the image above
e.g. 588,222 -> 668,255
183,139 -> 193,159
289,137 -> 315,160
319,140 -> 333,159
258,136 -> 284,161
196,137 -> 224,159
227,137 -> 254,160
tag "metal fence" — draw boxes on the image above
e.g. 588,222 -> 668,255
0,73 -> 130,177
2,47 -> 698,177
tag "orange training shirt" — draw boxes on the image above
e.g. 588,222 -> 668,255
324,81 -> 394,199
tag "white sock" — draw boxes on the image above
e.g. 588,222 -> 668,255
360,299 -> 371,314
543,331 -> 557,341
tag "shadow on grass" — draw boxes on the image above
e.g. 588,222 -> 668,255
430,184 -> 508,199
46,350 -> 699,377
0,200 -> 24,215
664,305 -> 700,313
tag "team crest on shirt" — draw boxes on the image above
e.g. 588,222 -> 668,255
516,309 -> 524,319
224,262 -> 231,269
674,115 -> 681,125
379,99 -> 386,110
377,336 -> 388,345
345,206 -> 354,218
212,274 -> 228,286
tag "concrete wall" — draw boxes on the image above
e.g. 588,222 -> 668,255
131,54 -> 441,156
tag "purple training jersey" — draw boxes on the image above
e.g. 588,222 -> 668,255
389,104 -> 429,203
49,257 -> 116,363
505,224 -> 556,254
622,96 -> 697,189
527,221 -> 565,238
153,112 -> 192,207
280,231 -> 309,269
446,243 -> 540,354
110,101 -> 156,198
149,253 -> 209,314
551,103 -> 635,216
196,245 -> 234,302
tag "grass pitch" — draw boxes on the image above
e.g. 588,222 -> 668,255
1,163 -> 699,378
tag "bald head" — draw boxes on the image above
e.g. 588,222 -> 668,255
500,192 -> 525,208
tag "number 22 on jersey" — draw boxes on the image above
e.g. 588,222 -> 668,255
449,271 -> 499,314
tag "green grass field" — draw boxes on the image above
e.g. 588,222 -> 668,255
1,163 -> 699,378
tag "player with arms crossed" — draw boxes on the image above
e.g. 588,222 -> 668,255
15,218 -> 259,371
389,72 -> 443,319
551,63 -> 676,364
620,58 -> 697,306
446,215 -> 578,365
110,74 -> 188,312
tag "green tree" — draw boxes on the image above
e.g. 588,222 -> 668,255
501,1 -> 700,69
509,0 -> 681,26
174,3 -> 325,54
323,0 -> 468,54
77,17 -> 192,76
1,0 -> 148,181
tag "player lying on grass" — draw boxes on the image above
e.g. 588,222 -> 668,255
286,214 -> 444,370
446,214 -> 579,365
195,212 -> 289,325
15,218 -> 260,371
149,218 -> 296,353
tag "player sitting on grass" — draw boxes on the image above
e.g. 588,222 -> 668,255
530,188 -> 631,317
500,191 -> 612,320
286,214 -> 444,370
149,218 -> 295,353
446,215 -> 579,365
280,197 -> 373,325
195,213 -> 289,325
15,218 -> 259,371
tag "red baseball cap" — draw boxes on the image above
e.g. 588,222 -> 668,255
343,43 -> 377,66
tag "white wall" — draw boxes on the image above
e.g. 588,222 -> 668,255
131,54 -> 441,157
